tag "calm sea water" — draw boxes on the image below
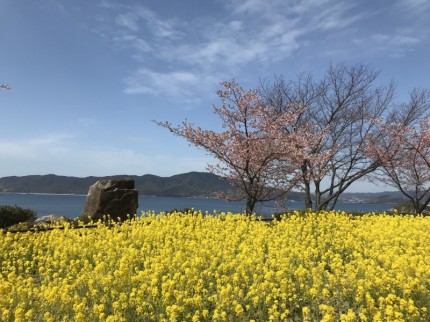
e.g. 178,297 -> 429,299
0,193 -> 392,219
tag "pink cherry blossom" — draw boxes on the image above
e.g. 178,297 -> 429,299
157,81 -> 327,214
0,84 -> 11,90
365,118 -> 430,213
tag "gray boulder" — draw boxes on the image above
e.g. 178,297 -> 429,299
34,214 -> 71,226
81,179 -> 138,222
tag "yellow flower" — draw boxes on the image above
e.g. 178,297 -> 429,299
235,303 -> 244,315
1,309 -> 11,321
0,211 -> 429,321
340,309 -> 356,321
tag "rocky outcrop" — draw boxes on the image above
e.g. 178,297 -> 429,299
34,214 -> 71,226
80,179 -> 138,222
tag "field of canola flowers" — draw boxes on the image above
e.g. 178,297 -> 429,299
1,211 -> 429,322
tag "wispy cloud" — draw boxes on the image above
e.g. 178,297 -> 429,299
95,0 -> 427,102
0,134 -> 212,177
353,29 -> 422,58
115,12 -> 140,32
311,2 -> 364,30
397,0 -> 430,11
0,133 -> 76,160
78,118 -> 99,127
115,7 -> 183,39
373,33 -> 420,58
99,1 -> 362,100
123,68 -> 218,103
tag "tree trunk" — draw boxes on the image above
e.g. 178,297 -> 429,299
246,197 -> 257,215
314,181 -> 322,210
301,162 -> 313,209
304,189 -> 312,210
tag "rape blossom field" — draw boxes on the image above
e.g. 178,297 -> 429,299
1,211 -> 429,321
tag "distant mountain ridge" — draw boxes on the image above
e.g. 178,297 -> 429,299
0,172 -> 232,197
0,172 -> 405,203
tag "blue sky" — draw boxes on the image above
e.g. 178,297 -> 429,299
1,0 -> 429,192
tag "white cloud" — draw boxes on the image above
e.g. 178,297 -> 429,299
115,12 -> 140,31
370,32 -> 421,57
171,36 -> 274,67
312,2 -> 364,30
398,0 -> 430,11
0,141 -> 33,159
114,6 -> 182,39
124,68 -> 198,95
227,0 -> 358,28
112,34 -> 152,53
289,0 -> 332,15
78,118 -> 99,127
0,134 -> 74,159
229,0 -> 271,14
372,33 -> 419,46
229,20 -> 243,31
0,134 -> 213,178
96,1 -> 385,101
123,67 -> 220,104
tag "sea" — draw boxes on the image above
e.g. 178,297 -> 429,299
0,192 -> 393,220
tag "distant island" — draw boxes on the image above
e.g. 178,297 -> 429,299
0,172 -> 405,204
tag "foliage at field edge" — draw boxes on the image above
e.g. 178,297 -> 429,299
0,205 -> 36,229
1,211 -> 429,321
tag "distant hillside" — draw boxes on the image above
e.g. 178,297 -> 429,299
337,191 -> 406,204
0,172 -> 233,197
0,172 -> 406,203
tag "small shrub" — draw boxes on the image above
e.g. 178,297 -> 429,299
0,205 -> 36,229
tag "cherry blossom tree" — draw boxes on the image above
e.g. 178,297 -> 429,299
156,81 -> 326,214
260,63 -> 430,211
0,84 -> 11,90
365,118 -> 430,214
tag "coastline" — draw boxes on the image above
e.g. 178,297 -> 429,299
0,191 -> 86,197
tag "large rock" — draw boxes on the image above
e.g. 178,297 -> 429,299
81,179 -> 139,222
34,214 -> 71,226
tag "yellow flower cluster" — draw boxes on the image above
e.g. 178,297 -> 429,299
1,211 -> 429,321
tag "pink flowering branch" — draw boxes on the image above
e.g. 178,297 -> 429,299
156,81 -> 326,214
364,118 -> 430,213
0,84 -> 11,90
